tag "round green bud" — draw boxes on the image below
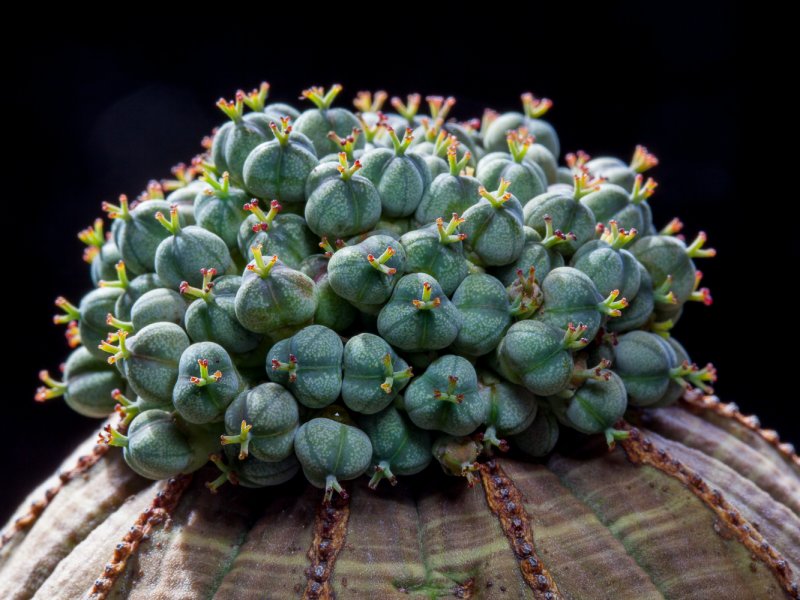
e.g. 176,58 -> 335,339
294,417 -> 373,502
223,382 -> 300,462
451,274 -> 511,357
404,354 -> 484,436
173,342 -> 240,424
242,124 -> 318,203
234,251 -> 317,336
267,325 -> 343,409
341,333 -> 412,414
377,273 -> 462,352
327,235 -> 406,305
358,406 -> 432,489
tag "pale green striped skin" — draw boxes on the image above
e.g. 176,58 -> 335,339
451,274 -> 511,357
629,235 -> 697,304
59,347 -> 125,418
523,192 -> 597,256
267,325 -> 343,409
122,323 -> 190,405
233,261 -> 317,335
155,226 -> 233,290
242,133 -> 318,204
3,403 -> 795,599
535,267 -> 606,341
294,108 -> 363,157
476,152 -> 547,205
223,383 -> 299,463
78,287 -> 125,360
129,288 -> 186,331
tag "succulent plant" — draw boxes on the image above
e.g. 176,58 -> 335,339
12,83 -> 799,600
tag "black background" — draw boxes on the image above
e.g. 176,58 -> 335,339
2,6 -> 790,524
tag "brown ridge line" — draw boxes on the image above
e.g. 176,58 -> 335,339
679,393 -> 800,469
303,492 -> 350,600
618,424 -> 799,599
0,441 -> 109,551
479,459 -> 562,600
87,473 -> 192,600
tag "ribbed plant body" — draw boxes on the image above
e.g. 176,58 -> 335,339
16,83 -> 796,600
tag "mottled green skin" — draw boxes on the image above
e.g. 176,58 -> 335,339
90,240 -> 122,286
442,122 -> 481,165
173,342 -> 240,424
122,410 -> 194,480
130,288 -> 187,331
377,273 -> 462,351
327,235 -> 406,305
649,336 -> 692,408
60,346 -> 125,418
267,325 -> 343,409
375,217 -> 415,238
491,226 -> 565,286
114,274 -> 162,321
184,276 -> 262,354
305,168 -> 382,239
612,331 -> 677,407
586,159 -> 638,191
222,448 -> 300,488
414,171 -> 482,226
461,194 -> 525,266
237,213 -> 317,269
451,274 -> 511,357
165,181 -> 206,207
211,115 -> 273,188
358,406 -> 432,479
224,383 -> 300,462
230,336 -> 273,384
476,152 -> 547,204
420,154 -> 449,180
580,183 -> 648,233
399,224 -> 469,296
341,333 -> 410,414
478,371 -> 538,436
264,102 -> 300,121
293,107 -> 364,156
79,287 -> 124,360
511,405 -> 559,457
358,147 -> 431,218
607,264 -> 654,333
313,274 -> 357,333
403,354 -> 485,436
535,267 -> 607,341
120,323 -> 190,405
483,112 -> 560,157
234,259 -> 317,335
194,185 -> 249,249
242,132 -> 318,203
629,235 -> 696,304
497,320 -> 574,396
549,371 -> 628,436
294,418 -> 373,489
113,200 -> 179,274
527,143 -> 558,184
571,239 -> 642,299
523,192 -> 596,256
155,226 -> 232,290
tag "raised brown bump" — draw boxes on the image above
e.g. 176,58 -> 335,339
87,473 -> 192,600
0,441 -> 109,550
304,493 -> 350,600
479,459 -> 562,599
619,425 -> 799,598
680,393 -> 800,469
